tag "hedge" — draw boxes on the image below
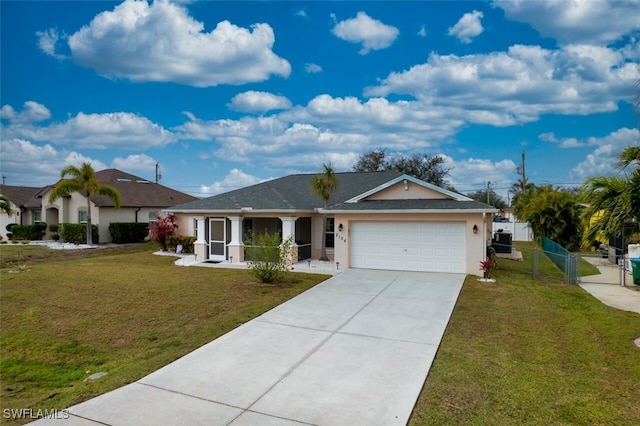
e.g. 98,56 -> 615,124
109,222 -> 149,244
60,223 -> 99,244
10,223 -> 47,241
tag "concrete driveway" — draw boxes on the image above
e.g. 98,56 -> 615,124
32,269 -> 464,426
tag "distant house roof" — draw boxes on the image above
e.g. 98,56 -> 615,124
167,170 -> 496,213
0,185 -> 42,209
88,169 -> 198,208
2,169 -> 197,209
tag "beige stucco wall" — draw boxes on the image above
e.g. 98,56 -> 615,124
332,212 -> 487,275
366,181 -> 449,200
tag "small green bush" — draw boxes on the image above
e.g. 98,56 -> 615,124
60,223 -> 99,244
245,230 -> 292,284
167,235 -> 196,253
109,223 -> 149,244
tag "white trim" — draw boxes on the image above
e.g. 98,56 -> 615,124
320,208 -> 499,214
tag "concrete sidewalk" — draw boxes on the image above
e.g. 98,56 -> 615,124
32,270 -> 464,426
579,257 -> 640,314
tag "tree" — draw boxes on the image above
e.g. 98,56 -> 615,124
0,194 -> 12,216
311,162 -> 338,261
514,185 -> 582,249
351,149 -> 451,187
580,145 -> 640,247
48,163 -> 122,245
149,214 -> 178,251
467,189 -> 507,210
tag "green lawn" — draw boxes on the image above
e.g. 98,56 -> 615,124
410,242 -> 640,425
0,244 -> 328,424
1,243 -> 639,425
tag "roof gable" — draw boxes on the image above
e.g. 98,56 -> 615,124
347,175 -> 472,203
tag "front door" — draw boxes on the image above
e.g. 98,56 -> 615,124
209,218 -> 226,261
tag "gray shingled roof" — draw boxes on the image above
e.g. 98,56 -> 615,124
0,185 -> 43,209
169,170 -> 405,212
77,169 -> 197,208
167,170 -> 496,213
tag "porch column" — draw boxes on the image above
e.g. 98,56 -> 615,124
279,217 -> 298,265
227,216 -> 244,263
194,216 -> 207,262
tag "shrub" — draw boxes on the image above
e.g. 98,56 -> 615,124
149,215 -> 178,251
60,223 -> 99,244
11,224 -> 46,241
167,235 -> 196,253
48,224 -> 59,233
245,230 -> 292,284
109,222 -> 149,244
6,223 -> 17,232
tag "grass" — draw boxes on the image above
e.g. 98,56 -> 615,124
410,242 -> 640,425
0,243 -> 329,424
2,242 -> 639,425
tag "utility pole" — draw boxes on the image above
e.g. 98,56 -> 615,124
155,163 -> 161,183
1,175 -> 5,185
486,181 -> 493,205
516,151 -> 527,192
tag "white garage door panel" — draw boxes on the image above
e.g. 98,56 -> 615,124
351,222 -> 466,273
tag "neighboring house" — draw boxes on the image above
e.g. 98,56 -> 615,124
1,169 -> 197,243
0,185 -> 43,240
166,171 -> 499,275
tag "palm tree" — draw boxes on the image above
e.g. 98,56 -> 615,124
0,194 -> 12,216
48,163 -> 122,245
580,145 -> 640,247
311,162 -> 338,261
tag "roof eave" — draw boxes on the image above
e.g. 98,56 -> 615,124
319,208 -> 500,214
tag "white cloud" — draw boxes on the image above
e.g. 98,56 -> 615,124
62,0 -> 290,87
448,10 -> 484,44
227,91 -> 292,113
331,11 -> 399,54
305,63 -> 323,73
36,28 -> 67,59
365,44 -> 640,124
63,152 -> 109,171
417,25 -> 427,37
567,128 -> 640,179
111,154 -> 157,172
0,101 -> 51,123
494,0 -> 640,45
0,139 -> 106,186
444,155 -> 517,195
2,107 -> 175,149
200,168 -> 266,195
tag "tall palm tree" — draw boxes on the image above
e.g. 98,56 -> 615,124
48,163 -> 122,245
580,145 -> 639,247
311,162 -> 338,261
0,194 -> 12,216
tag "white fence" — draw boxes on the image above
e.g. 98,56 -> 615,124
490,222 -> 533,242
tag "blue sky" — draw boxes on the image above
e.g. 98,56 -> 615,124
1,0 -> 639,199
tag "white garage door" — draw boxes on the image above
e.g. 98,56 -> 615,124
350,221 -> 466,273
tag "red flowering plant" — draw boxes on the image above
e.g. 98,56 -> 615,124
479,258 -> 493,279
149,215 -> 178,251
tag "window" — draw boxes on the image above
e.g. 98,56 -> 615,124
33,210 -> 41,223
325,217 -> 335,248
148,211 -> 157,222
79,210 -> 88,224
